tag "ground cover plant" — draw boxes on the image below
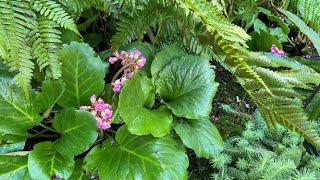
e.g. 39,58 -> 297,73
0,0 -> 320,179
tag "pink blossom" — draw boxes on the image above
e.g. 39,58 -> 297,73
79,95 -> 113,130
109,49 -> 147,92
90,95 -> 96,104
112,79 -> 122,92
270,45 -> 285,57
109,57 -> 117,64
137,56 -> 146,68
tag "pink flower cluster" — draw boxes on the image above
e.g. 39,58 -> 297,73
109,50 -> 146,92
80,95 -> 112,129
270,45 -> 285,57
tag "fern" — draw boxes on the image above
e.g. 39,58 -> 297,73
179,0 -> 272,94
243,53 -> 320,149
0,0 -> 36,99
30,15 -> 62,79
32,0 -> 79,34
0,0 -> 79,98
179,0 -> 320,149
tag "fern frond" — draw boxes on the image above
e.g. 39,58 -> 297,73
30,15 -> 62,79
61,0 -> 117,13
0,0 -> 36,98
111,14 -> 147,50
179,0 -> 272,94
32,0 -> 79,34
243,53 -> 320,149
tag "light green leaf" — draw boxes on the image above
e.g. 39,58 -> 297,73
151,45 -> 187,82
155,55 -> 218,119
174,118 -> 223,158
57,42 -> 106,108
28,142 -> 74,180
0,76 -> 41,135
119,74 -> 173,137
253,19 -> 269,33
0,155 -> 31,179
69,160 -> 89,180
84,126 -> 189,180
248,30 -> 283,52
36,79 -> 65,113
53,109 -> 98,157
0,134 -> 27,154
279,9 -> 320,54
270,27 -> 288,43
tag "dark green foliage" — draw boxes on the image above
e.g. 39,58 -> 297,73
211,110 -> 320,180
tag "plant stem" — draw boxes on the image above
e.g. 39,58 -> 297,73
107,129 -> 117,134
107,63 -> 134,101
227,0 -> 234,18
39,123 -> 61,134
147,28 -> 155,44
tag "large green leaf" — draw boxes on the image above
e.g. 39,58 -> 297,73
84,126 -> 189,180
36,79 -> 65,113
28,142 -> 74,180
174,118 -> 223,158
0,76 -> 41,135
0,155 -> 31,179
155,55 -> 219,119
119,74 -> 173,137
57,42 -> 106,108
0,134 -> 27,154
69,160 -> 89,180
53,109 -> 98,157
151,45 -> 187,82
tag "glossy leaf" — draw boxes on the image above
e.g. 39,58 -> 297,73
28,142 -> 74,180
0,134 -> 27,154
174,118 -> 223,158
57,42 -> 106,108
53,109 -> 98,157
84,126 -> 189,180
0,76 -> 41,135
151,45 -> 187,82
155,55 -> 219,119
36,79 -> 65,113
0,155 -> 31,179
119,74 -> 173,137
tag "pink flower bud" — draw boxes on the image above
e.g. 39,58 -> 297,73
125,72 -> 134,79
120,51 -> 128,59
90,95 -> 97,104
132,50 -> 141,59
94,103 -> 106,111
137,56 -> 146,68
109,57 -> 118,64
112,79 -> 122,92
112,50 -> 120,57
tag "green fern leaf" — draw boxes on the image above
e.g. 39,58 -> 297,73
0,0 -> 37,99
33,0 -> 79,35
30,16 -> 62,79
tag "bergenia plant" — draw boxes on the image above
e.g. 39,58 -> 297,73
0,42 -> 222,180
